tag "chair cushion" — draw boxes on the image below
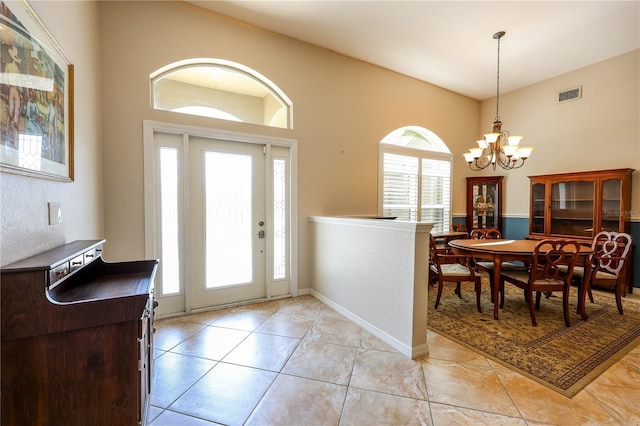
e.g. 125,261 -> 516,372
501,270 -> 530,282
439,263 -> 473,276
560,265 -> 617,280
502,270 -> 564,286
594,270 -> 617,280
568,265 -> 583,277
532,278 -> 565,286
558,264 -> 584,277
476,261 -> 526,270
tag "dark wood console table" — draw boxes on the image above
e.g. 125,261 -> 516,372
1,240 -> 159,425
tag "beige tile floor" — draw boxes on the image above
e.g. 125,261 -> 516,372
148,292 -> 640,426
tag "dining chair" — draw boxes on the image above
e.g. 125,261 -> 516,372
469,228 -> 527,308
500,239 -> 581,327
433,224 -> 468,252
451,223 -> 468,233
570,231 -> 633,315
429,234 -> 482,312
469,228 -> 501,240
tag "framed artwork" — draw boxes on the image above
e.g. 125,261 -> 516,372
0,0 -> 73,181
466,176 -> 503,233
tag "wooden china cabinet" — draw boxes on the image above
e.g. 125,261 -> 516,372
466,176 -> 503,233
527,169 -> 633,239
527,168 -> 634,292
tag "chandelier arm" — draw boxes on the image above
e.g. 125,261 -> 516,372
468,162 -> 483,171
468,158 -> 486,171
466,150 -> 528,171
472,154 -> 492,170
511,159 -> 527,169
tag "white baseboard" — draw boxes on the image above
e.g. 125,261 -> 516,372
310,289 -> 428,359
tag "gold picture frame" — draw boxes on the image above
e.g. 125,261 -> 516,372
1,0 -> 73,181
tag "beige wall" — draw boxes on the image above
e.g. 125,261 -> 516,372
97,1 -> 479,290
473,50 -> 640,219
0,1 -> 104,265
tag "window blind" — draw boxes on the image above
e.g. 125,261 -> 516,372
421,158 -> 451,233
382,153 -> 418,221
382,152 -> 451,232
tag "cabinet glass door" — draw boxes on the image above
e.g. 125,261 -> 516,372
470,182 -> 498,229
530,182 -> 546,234
551,180 -> 595,237
601,178 -> 622,231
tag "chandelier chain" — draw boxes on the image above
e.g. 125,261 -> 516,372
495,32 -> 501,122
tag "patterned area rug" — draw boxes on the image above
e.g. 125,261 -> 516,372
427,276 -> 640,398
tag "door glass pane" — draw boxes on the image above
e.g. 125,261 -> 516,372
273,157 -> 287,280
205,151 -> 253,287
551,180 -> 594,236
159,148 -> 180,295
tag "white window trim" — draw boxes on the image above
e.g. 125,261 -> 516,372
149,58 -> 294,129
143,120 -> 299,304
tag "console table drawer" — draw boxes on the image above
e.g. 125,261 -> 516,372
49,262 -> 70,287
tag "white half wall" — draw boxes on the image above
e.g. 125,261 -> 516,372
308,216 -> 432,359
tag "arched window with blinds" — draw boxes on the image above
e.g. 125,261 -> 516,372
378,126 -> 452,233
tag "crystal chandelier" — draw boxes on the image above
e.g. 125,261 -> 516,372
463,31 -> 533,171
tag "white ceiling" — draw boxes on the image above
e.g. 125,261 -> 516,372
186,0 -> 640,100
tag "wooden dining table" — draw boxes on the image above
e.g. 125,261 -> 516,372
448,238 -> 593,321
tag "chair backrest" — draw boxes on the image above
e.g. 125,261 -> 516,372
428,233 -> 438,265
469,228 -> 502,240
451,223 -> 467,233
591,231 -> 633,277
532,239 -> 581,281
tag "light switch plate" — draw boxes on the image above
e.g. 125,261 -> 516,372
48,202 -> 62,225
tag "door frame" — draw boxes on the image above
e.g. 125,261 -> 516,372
142,120 -> 298,315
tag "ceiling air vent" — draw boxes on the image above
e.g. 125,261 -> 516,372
558,86 -> 582,103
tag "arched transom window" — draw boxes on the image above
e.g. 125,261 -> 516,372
150,59 -> 292,129
378,126 -> 453,233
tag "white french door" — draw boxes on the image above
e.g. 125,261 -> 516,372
143,121 -> 297,317
188,137 -> 266,309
